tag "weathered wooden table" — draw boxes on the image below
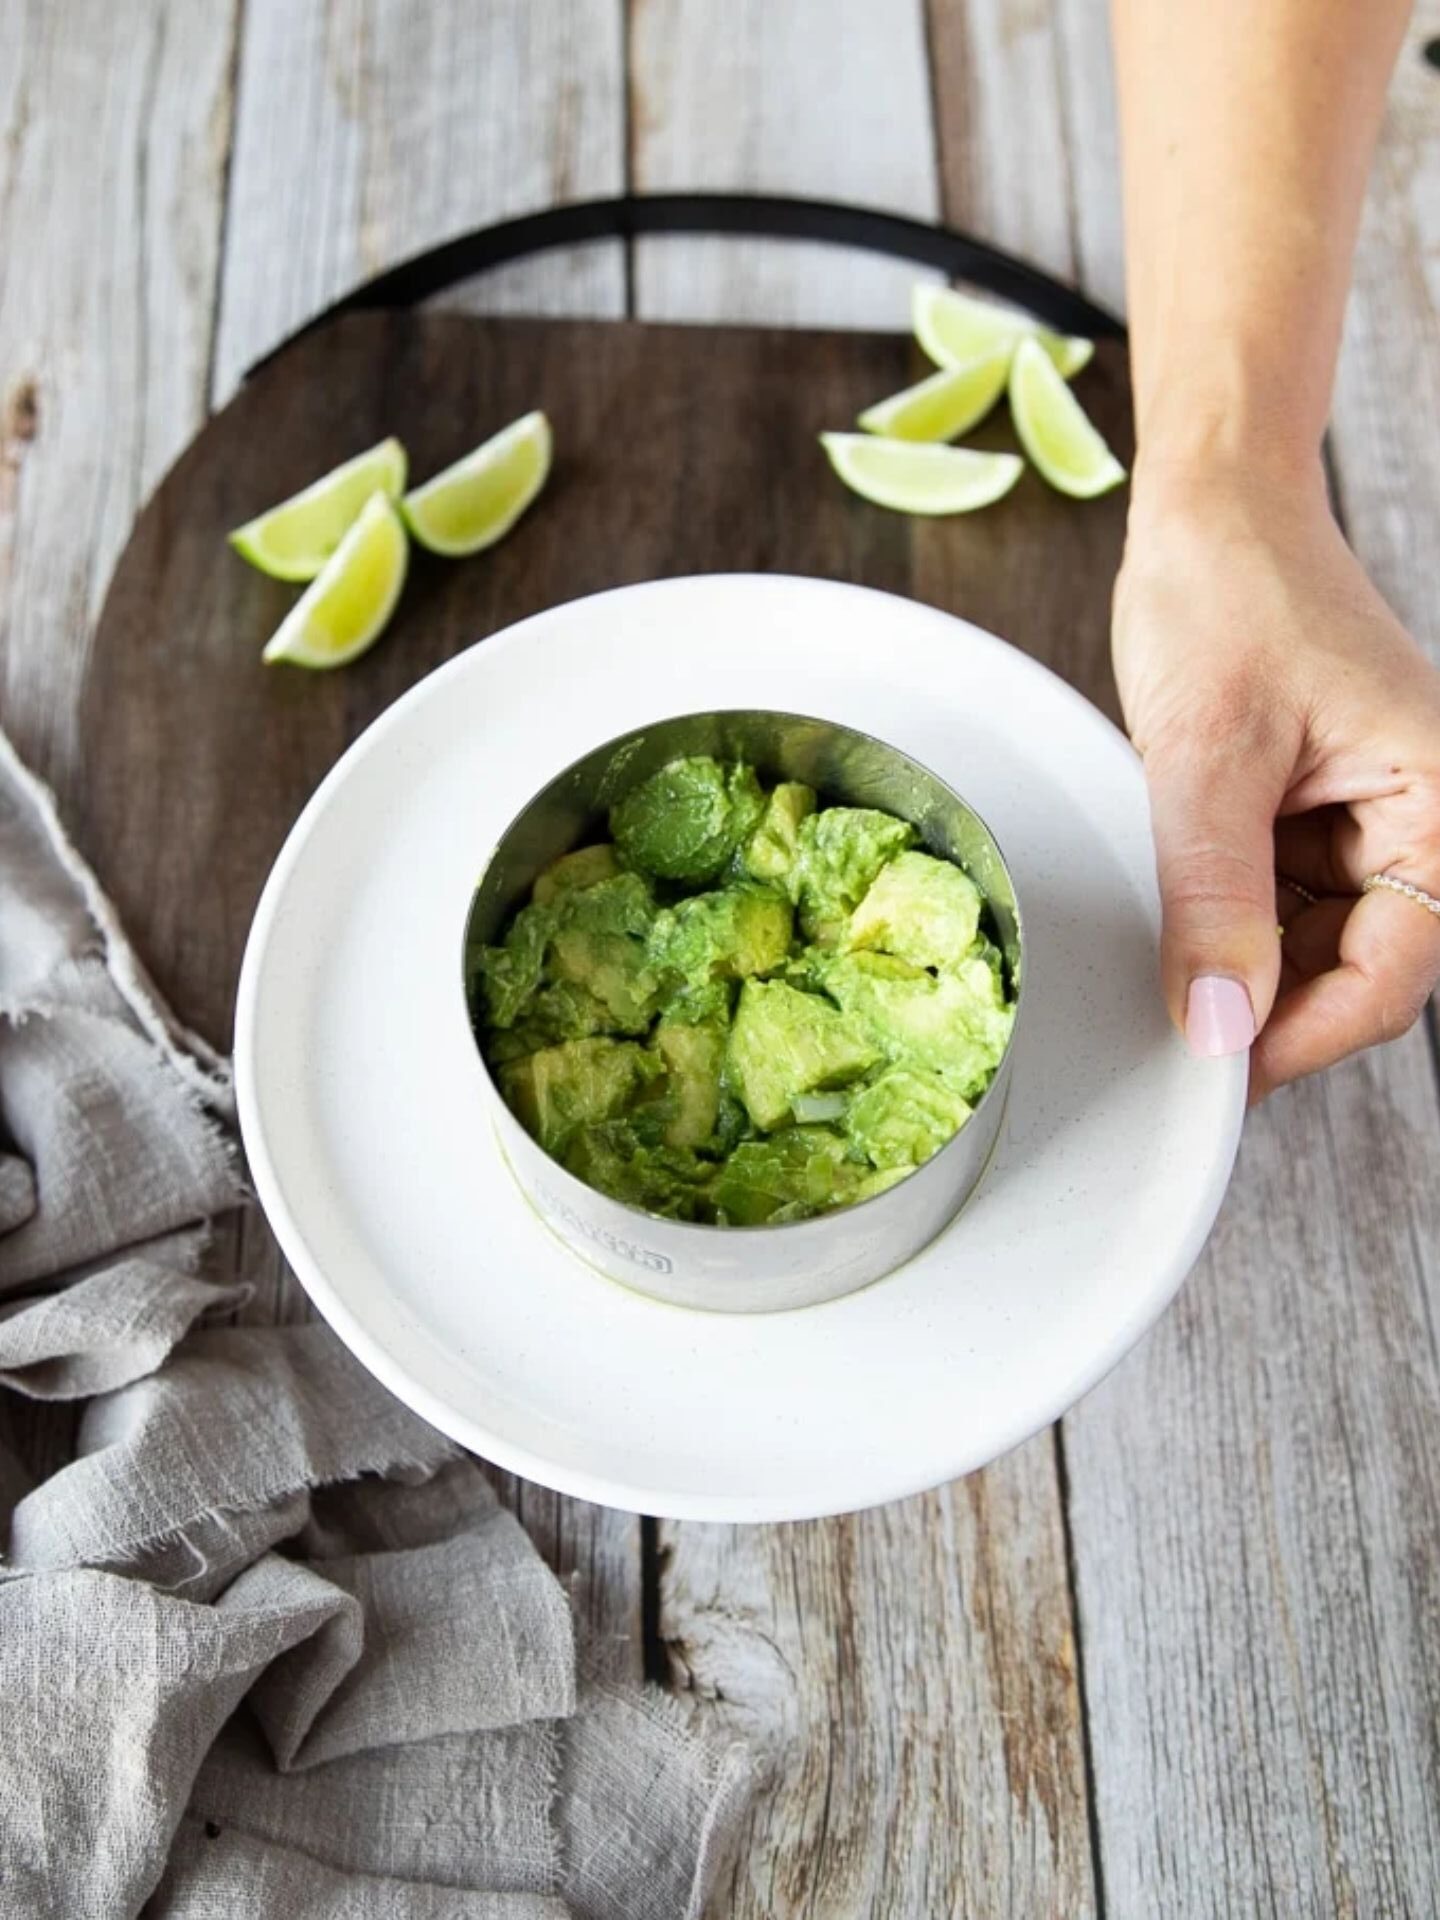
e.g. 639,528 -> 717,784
4,5 -> 1439,1913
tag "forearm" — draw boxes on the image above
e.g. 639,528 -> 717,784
1110,0 -> 1411,492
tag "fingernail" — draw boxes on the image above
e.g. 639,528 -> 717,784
1185,975 -> 1255,1058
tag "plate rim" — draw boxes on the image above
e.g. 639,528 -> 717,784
235,572 -> 1246,1519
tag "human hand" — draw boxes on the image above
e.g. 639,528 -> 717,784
1113,460 -> 1440,1100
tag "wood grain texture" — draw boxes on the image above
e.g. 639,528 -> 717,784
629,0 -> 941,328
625,9 -> 1103,1909
1064,1040 -> 1440,1918
1330,6 -> 1440,662
211,0 -> 626,401
201,1 -> 640,1669
667,1443 -> 1096,1920
928,8 -> 1440,1912
927,0 -> 1124,315
0,0 -> 238,791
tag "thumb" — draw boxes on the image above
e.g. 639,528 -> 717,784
1144,732 -> 1287,1058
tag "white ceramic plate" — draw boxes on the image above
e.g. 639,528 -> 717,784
236,575 -> 1245,1522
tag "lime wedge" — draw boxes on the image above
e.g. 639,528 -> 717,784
820,434 -> 1023,515
857,347 -> 1011,443
262,492 -> 408,669
229,437 -> 407,582
913,283 -> 1093,381
401,411 -> 552,557
1009,337 -> 1126,499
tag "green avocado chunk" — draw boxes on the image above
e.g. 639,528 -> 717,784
475,897 -> 556,1030
561,1123 -> 714,1222
743,782 -> 817,886
547,873 -> 663,1033
659,976 -> 736,1026
709,1126 -> 855,1225
498,1036 -> 662,1155
645,1018 -> 728,1150
533,843 -> 619,905
791,807 -> 917,945
821,949 -> 1014,1099
649,882 -> 792,984
845,1067 -> 973,1170
727,978 -> 880,1131
486,979 -> 613,1062
847,850 -> 983,970
610,756 -> 766,884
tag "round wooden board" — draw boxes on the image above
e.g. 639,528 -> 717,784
78,309 -> 1131,1047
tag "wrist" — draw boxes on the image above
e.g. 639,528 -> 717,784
1129,342 -> 1331,512
1129,433 -> 1330,535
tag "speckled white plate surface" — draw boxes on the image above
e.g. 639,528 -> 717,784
236,575 -> 1245,1521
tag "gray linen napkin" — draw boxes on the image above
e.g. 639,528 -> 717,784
0,729 -> 750,1919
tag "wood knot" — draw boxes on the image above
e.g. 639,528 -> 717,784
3,377 -> 39,452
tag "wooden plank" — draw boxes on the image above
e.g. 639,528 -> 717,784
210,0 -> 627,402
627,8 -> 1097,1909
666,1444 -> 1095,1919
956,5 -> 1440,1909
1064,1044 -> 1440,1916
1330,7 -> 1440,665
0,0 -> 239,794
927,0 -> 1125,314
629,0 -> 941,328
206,3 -> 641,1673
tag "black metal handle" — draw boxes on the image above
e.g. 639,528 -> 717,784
246,192 -> 1124,379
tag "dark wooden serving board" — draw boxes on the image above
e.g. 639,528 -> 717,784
79,311 -> 1131,1047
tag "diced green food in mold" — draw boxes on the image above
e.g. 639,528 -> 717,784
649,883 -> 792,983
533,843 -> 620,905
477,752 -> 1016,1225
791,807 -> 917,944
821,950 -> 1014,1099
727,979 -> 880,1131
847,850 -> 983,970
743,782 -> 817,885
498,1036 -> 661,1155
610,756 -> 765,883
845,1067 -> 973,1170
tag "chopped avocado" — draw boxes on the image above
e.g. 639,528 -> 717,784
562,1123 -> 714,1222
478,753 -> 1014,1224
500,1036 -> 661,1154
709,1126 -> 858,1225
743,781 -> 817,886
845,1067 -> 973,1170
659,975 -> 736,1026
487,980 -> 613,1061
548,873 -> 663,1033
649,883 -> 792,983
822,949 -> 1014,1099
533,843 -> 619,905
848,850 -> 982,970
476,898 -> 556,1029
791,807 -> 917,944
610,755 -> 764,884
727,978 -> 880,1131
648,1018 -> 727,1150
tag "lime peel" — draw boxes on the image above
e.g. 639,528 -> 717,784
857,347 -> 1011,443
262,491 -> 409,669
1008,337 -> 1126,499
912,283 -> 1093,382
821,434 -> 1024,515
229,437 -> 407,582
401,410 -> 552,557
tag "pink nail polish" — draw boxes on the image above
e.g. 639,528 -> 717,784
1186,976 -> 1255,1058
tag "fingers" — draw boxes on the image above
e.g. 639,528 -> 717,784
1252,887 -> 1440,1096
1144,733 -> 1290,1057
